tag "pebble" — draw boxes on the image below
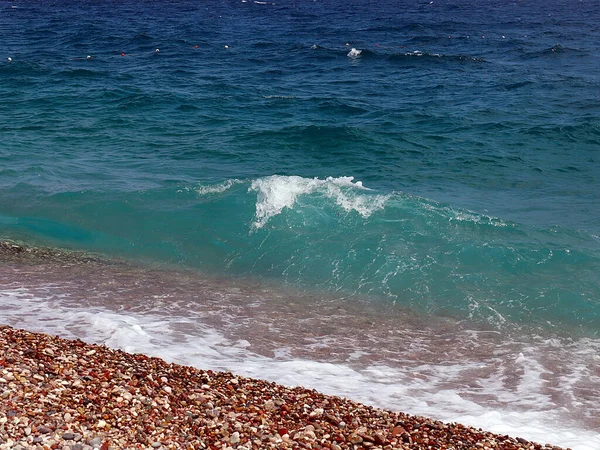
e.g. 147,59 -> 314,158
87,437 -> 102,447
230,431 -> 240,444
309,407 -> 324,418
0,325 -> 567,450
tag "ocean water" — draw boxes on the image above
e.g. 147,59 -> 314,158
1,0 -> 600,448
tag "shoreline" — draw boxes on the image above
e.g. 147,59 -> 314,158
0,326 -> 567,450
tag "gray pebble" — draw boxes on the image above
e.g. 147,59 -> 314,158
87,437 -> 103,447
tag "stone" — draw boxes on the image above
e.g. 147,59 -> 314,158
392,426 -> 406,436
87,437 -> 103,447
230,431 -> 240,444
374,432 -> 386,445
264,400 -> 276,411
309,408 -> 323,419
348,433 -> 363,444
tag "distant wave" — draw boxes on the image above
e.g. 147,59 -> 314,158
262,94 -> 296,100
308,45 -> 376,59
243,124 -> 374,148
522,44 -> 590,59
307,45 -> 484,64
388,51 -> 485,63
347,48 -> 362,58
195,179 -> 243,195
57,68 -> 108,78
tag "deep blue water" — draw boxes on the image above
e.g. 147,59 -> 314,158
1,0 -> 600,331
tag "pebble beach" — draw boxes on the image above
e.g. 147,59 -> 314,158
0,326 -> 568,450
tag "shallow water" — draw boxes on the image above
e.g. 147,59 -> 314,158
2,250 -> 600,449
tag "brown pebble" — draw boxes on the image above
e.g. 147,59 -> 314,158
392,426 -> 406,436
0,326 -> 567,450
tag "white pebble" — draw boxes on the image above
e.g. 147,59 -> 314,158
309,407 -> 324,418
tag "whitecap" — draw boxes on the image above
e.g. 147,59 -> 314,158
347,48 -> 362,58
248,175 -> 387,228
195,179 -> 242,196
263,95 -> 296,99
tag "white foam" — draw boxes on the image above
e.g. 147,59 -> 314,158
195,179 -> 242,195
2,286 -> 599,450
249,175 -> 388,228
263,95 -> 296,99
347,48 -> 362,57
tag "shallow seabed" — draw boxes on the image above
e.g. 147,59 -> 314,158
1,247 -> 599,450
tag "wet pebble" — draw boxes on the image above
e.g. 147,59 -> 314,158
0,325 -> 566,450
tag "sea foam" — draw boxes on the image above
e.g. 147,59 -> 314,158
248,175 -> 388,228
1,282 -> 599,450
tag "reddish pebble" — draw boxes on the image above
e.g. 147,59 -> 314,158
392,426 -> 406,436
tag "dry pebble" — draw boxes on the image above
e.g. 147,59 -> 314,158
0,325 -> 570,450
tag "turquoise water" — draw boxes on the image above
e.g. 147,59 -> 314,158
2,0 -> 599,332
3,176 -> 599,332
2,1 -> 600,446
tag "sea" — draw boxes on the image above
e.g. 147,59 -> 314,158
1,0 -> 599,448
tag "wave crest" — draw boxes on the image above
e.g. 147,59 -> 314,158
195,179 -> 243,196
249,175 -> 387,228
